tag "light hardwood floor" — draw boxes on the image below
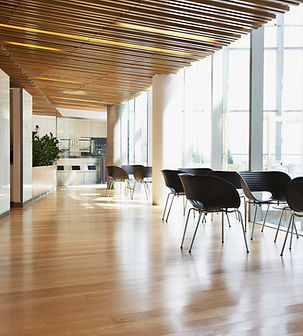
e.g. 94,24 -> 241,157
0,186 -> 303,336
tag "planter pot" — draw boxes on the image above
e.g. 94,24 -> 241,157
32,165 -> 57,199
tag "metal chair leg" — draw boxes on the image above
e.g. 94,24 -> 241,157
180,208 -> 193,249
162,193 -> 171,221
130,181 -> 136,199
183,196 -> 188,216
165,193 -> 175,222
293,218 -> 299,239
226,211 -> 231,228
143,182 -> 149,200
221,212 -> 224,243
280,214 -> 294,256
274,208 -> 285,243
261,204 -> 270,232
250,204 -> 258,240
244,200 -> 247,232
237,210 -> 249,253
189,211 -> 204,253
106,180 -> 114,197
290,216 -> 295,250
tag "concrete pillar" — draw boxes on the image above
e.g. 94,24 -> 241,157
152,72 -> 184,205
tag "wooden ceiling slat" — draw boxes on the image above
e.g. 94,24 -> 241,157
0,0 -> 301,113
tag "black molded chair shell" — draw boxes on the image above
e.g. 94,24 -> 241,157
179,174 -> 240,212
209,171 -> 242,189
106,166 -> 129,181
121,165 -> 144,175
134,166 -> 152,182
161,169 -> 184,194
239,171 -> 291,202
286,177 -> 303,212
178,168 -> 212,176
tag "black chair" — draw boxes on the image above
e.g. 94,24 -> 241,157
179,174 -> 249,253
239,171 -> 291,240
178,168 -> 212,176
106,166 -> 133,198
133,166 -> 152,200
280,177 -> 303,256
161,169 -> 186,222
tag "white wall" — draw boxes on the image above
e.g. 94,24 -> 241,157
0,69 -> 10,216
57,118 -> 107,139
152,72 -> 184,205
33,115 -> 57,137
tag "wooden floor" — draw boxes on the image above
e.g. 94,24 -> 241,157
1,186 -> 303,336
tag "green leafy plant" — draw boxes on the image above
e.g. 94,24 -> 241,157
32,125 -> 61,167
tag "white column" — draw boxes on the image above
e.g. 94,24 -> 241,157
10,88 -> 33,205
107,104 -> 125,166
249,26 -> 264,171
0,69 -> 10,217
152,72 -> 183,205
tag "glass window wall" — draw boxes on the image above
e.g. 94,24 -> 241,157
263,4 -> 303,176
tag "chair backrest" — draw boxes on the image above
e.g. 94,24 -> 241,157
179,174 -> 240,211
121,164 -> 144,175
209,170 -> 242,189
178,168 -> 212,176
161,169 -> 184,194
239,171 -> 291,201
106,166 -> 129,181
134,166 -> 152,181
286,177 -> 303,212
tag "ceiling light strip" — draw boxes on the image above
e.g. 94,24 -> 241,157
115,22 -> 218,43
35,77 -> 82,84
0,23 -> 193,56
50,96 -> 106,103
3,41 -> 63,51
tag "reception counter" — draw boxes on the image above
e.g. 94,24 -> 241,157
57,157 -> 106,186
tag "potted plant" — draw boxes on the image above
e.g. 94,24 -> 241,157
32,125 -> 62,198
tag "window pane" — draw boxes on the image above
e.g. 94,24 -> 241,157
223,112 -> 249,170
282,50 -> 303,110
183,58 -> 211,166
264,50 -> 277,111
128,100 -> 135,164
228,49 -> 250,111
134,92 -> 148,165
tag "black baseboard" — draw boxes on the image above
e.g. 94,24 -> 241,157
0,210 -> 10,221
11,198 -> 33,208
11,187 -> 56,208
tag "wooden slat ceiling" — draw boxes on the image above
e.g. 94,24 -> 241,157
0,0 -> 302,116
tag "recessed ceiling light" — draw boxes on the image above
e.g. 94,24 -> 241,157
62,90 -> 87,95
115,22 -> 218,43
0,23 -> 193,56
3,41 -> 63,51
50,96 -> 106,103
